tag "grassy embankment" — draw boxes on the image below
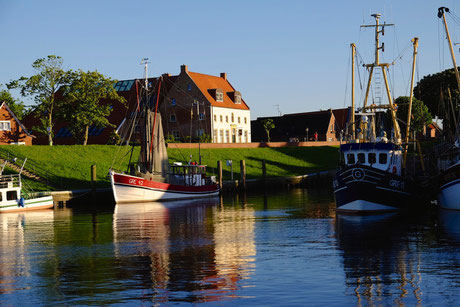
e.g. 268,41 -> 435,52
0,145 -> 339,191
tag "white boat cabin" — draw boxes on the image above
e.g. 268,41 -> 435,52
0,175 -> 22,206
340,142 -> 403,176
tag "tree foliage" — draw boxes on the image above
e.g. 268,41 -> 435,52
414,67 -> 459,118
261,118 -> 275,142
0,87 -> 27,120
394,96 -> 432,135
60,70 -> 126,145
7,55 -> 69,145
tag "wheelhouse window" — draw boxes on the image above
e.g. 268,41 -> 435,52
379,153 -> 388,164
357,153 -> 365,164
347,153 -> 355,164
7,191 -> 17,201
368,153 -> 376,164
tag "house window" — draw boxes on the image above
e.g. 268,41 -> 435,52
171,98 -> 176,106
238,117 -> 240,124
172,130 -> 180,139
244,130 -> 248,142
196,129 -> 204,137
220,129 -> 224,143
216,92 -> 223,102
220,115 -> 223,122
226,116 -> 228,123
213,129 -> 217,143
214,115 -> 217,122
235,94 -> 241,104
231,113 -> 234,123
0,121 -> 11,131
187,83 -> 192,91
170,114 -> 176,122
244,117 -> 247,124
199,113 -> 205,120
225,130 -> 229,142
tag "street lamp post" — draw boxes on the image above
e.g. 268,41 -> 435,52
306,127 -> 309,142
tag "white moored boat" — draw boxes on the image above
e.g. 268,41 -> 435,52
0,174 -> 53,213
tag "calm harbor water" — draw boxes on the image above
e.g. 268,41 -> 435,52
1,188 -> 460,306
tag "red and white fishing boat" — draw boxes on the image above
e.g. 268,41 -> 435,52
110,166 -> 219,203
110,59 -> 219,203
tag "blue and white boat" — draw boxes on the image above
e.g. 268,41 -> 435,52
333,14 -> 421,213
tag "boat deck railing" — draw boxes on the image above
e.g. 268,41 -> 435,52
0,174 -> 21,189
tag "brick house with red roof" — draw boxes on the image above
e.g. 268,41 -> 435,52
0,102 -> 33,145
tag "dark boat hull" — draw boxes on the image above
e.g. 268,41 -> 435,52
333,165 -> 416,213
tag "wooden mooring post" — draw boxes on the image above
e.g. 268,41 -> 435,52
217,160 -> 223,191
240,160 -> 246,190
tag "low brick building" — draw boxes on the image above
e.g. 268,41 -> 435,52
0,102 -> 33,145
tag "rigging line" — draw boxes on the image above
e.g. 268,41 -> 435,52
149,79 -> 162,157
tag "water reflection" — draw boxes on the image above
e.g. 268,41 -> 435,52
112,197 -> 256,303
336,213 -> 423,306
438,209 -> 460,243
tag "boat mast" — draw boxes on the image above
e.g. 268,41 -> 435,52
403,37 -> 419,168
361,14 -> 401,143
351,43 -> 356,140
439,7 -> 460,129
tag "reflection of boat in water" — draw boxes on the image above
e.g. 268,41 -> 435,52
112,197 -> 256,303
438,209 -> 460,242
336,213 -> 423,305
0,210 -> 55,295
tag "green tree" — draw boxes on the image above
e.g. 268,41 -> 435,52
261,118 -> 275,142
0,87 -> 27,120
394,96 -> 432,136
414,67 -> 459,118
60,70 -> 126,145
7,55 -> 69,145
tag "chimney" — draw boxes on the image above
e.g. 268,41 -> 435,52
220,72 -> 227,80
162,73 -> 171,77
180,65 -> 188,73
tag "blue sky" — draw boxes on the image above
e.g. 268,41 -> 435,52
1,0 -> 459,119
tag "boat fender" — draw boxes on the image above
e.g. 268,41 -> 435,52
392,166 -> 397,174
18,197 -> 25,207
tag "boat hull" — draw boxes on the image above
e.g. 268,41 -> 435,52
333,165 -> 415,213
437,162 -> 460,210
110,172 -> 220,203
0,196 -> 54,213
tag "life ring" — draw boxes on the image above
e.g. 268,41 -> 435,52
392,166 -> 397,174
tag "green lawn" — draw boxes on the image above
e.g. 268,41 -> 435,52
0,145 -> 339,190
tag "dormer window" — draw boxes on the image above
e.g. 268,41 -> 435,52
235,93 -> 241,104
227,91 -> 242,104
209,88 -> 224,102
216,92 -> 223,102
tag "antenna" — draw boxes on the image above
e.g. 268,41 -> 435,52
274,104 -> 282,116
140,58 -> 150,89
